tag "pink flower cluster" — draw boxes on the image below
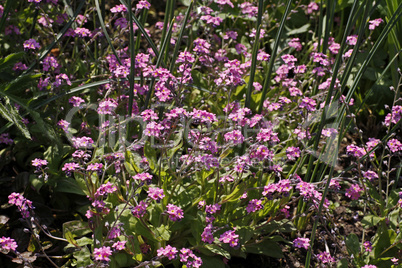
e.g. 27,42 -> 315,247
8,192 -> 34,218
166,203 -> 184,221
219,229 -> 239,248
345,184 -> 362,200
293,237 -> 310,249
0,236 -> 18,252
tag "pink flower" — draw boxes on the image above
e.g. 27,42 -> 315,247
345,184 -> 362,200
0,237 -> 18,252
157,245 -> 178,260
288,38 -> 302,51
112,241 -> 126,250
137,0 -> 150,10
224,130 -> 244,145
368,18 -> 383,30
110,4 -> 127,13
363,241 -> 372,252
387,138 -> 402,153
23,39 -> 40,50
219,229 -> 239,248
147,187 -> 165,202
246,199 -> 264,213
166,204 -> 184,221
31,158 -> 48,168
317,252 -> 335,263
286,146 -> 301,160
293,237 -> 310,249
93,246 -> 112,262
201,224 -> 214,243
131,200 -> 148,218
98,99 -> 118,115
133,172 -> 153,184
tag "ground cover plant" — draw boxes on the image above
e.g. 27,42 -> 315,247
0,0 -> 402,267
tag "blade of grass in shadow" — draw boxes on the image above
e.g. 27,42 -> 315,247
161,0 -> 174,51
305,0 -> 366,184
95,0 -> 123,66
119,0 -> 162,65
305,3 -> 402,267
169,0 -> 194,73
316,0 -> 324,52
338,2 -> 402,124
337,1 -> 372,97
304,1 -> 361,265
143,18 -> 175,110
135,8 -> 149,54
30,79 -> 113,110
29,8 -> 39,38
23,0 -> 86,74
245,0 -> 263,110
321,0 -> 335,53
385,0 -> 402,90
127,0 -> 135,116
0,0 -> 14,34
257,0 -> 293,114
164,0 -> 176,65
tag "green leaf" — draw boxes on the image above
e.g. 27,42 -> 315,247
155,225 -> 171,241
286,23 -> 311,35
0,101 -> 31,139
245,239 -> 284,258
336,258 -> 349,268
346,233 -> 360,256
361,215 -> 384,228
373,228 -> 397,259
144,141 -> 157,170
198,255 -> 226,268
0,52 -> 25,73
73,246 -> 93,267
64,231 -> 79,247
55,178 -> 85,195
204,244 -> 231,259
63,220 -> 92,239
124,150 -> 143,174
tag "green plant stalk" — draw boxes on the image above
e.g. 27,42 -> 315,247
169,0 -> 195,73
0,0 -> 14,34
305,147 -> 337,267
316,0 -> 324,52
321,0 -> 335,54
338,2 -> 402,123
304,0 -> 359,183
134,9 -> 149,54
95,0 -> 123,66
257,0 -> 293,114
23,0 -> 86,75
29,8 -> 39,38
385,0 -> 402,90
338,1 -> 372,98
245,0 -> 263,109
120,0 -> 163,66
143,18 -> 175,110
128,0 -> 135,117
160,0 -> 174,51
164,0 -> 176,65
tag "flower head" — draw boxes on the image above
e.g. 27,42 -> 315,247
93,246 -> 112,262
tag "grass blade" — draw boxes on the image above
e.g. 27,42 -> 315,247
245,0 -> 263,109
257,0 -> 293,114
95,0 -> 123,66
24,0 -> 86,74
144,18 -> 175,110
119,0 -> 162,65
169,0 -> 194,72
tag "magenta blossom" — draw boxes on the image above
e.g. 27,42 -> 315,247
93,246 -> 112,262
